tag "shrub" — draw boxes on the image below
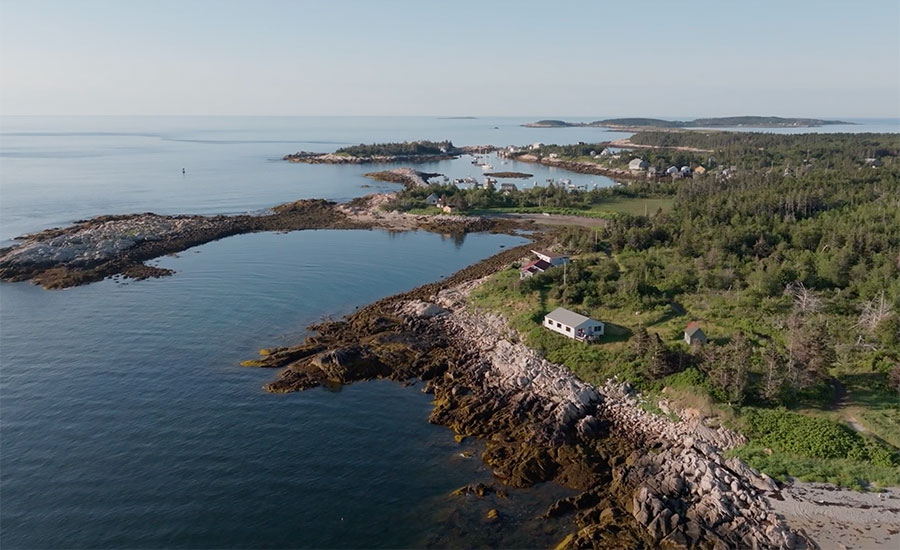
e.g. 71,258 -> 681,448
740,408 -> 898,466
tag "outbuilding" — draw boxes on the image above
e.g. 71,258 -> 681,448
425,192 -> 440,206
543,307 -> 605,342
684,322 -> 707,346
520,259 -> 552,279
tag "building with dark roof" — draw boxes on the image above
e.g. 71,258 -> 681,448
684,322 -> 707,346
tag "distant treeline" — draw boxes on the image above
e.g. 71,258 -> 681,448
525,116 -> 850,128
629,131 -> 899,168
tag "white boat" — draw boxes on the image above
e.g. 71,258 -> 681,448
481,164 -> 493,170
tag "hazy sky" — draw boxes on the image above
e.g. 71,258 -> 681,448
1,0 -> 898,117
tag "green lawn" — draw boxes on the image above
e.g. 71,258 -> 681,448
405,206 -> 448,215
468,266 -> 900,489
468,197 -> 673,219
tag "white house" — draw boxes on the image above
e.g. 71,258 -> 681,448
628,158 -> 650,171
425,192 -> 440,206
531,249 -> 569,266
544,307 -> 604,342
531,142 -> 544,150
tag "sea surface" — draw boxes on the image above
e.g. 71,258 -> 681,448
1,116 -> 897,549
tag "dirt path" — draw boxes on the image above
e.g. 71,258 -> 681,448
610,138 -> 713,153
482,212 -> 609,228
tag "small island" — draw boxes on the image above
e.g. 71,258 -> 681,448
284,140 -> 473,164
524,116 -> 852,129
483,171 -> 533,179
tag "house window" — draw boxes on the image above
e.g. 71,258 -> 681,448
565,326 -> 571,332
556,322 -> 562,328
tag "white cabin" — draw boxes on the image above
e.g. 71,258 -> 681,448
544,307 -> 604,342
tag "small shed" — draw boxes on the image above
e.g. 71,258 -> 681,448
694,165 -> 707,175
666,166 -> 679,175
425,192 -> 440,206
684,322 -> 707,346
520,259 -> 552,279
544,307 -> 605,342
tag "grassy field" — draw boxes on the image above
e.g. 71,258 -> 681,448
468,262 -> 900,490
469,197 -> 673,219
405,206 -> 447,215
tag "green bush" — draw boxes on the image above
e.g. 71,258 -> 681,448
741,408 -> 898,466
731,445 -> 900,490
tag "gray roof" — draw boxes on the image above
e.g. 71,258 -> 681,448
545,307 -> 598,328
532,249 -> 568,259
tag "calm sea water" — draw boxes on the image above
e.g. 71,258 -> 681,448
1,116 -> 896,549
1,229 -> 589,549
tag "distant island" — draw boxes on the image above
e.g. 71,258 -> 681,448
283,140 -> 497,164
524,116 -> 852,129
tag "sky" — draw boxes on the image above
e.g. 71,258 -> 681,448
1,0 -> 898,117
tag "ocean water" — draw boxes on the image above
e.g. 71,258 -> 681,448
1,116 -> 897,549
1,229 -> 587,549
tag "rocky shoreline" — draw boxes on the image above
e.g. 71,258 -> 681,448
283,151 -> 457,164
283,145 -> 497,165
364,168 -> 442,188
242,250 -> 818,549
0,195 -> 521,289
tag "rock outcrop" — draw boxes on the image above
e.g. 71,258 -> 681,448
364,168 -> 442,188
244,266 -> 813,549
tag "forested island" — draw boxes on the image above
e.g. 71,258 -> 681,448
524,116 -> 851,129
283,140 -> 473,164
